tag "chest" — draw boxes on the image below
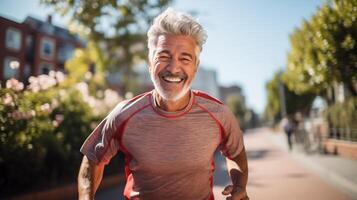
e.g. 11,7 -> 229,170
122,111 -> 221,173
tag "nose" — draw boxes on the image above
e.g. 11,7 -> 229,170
165,58 -> 181,74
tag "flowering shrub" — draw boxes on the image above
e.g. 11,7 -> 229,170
0,71 -> 123,195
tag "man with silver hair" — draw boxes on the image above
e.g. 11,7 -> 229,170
78,8 -> 249,200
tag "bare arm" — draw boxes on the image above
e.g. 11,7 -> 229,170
223,146 -> 249,200
227,146 -> 248,189
78,156 -> 105,200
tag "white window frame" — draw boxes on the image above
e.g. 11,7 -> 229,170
5,27 -> 22,51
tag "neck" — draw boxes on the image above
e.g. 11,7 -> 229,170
155,91 -> 191,112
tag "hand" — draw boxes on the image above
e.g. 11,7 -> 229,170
222,185 -> 249,200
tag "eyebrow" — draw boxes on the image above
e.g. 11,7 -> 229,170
157,50 -> 171,55
181,53 -> 193,60
157,50 -> 194,60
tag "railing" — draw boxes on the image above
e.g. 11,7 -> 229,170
328,127 -> 357,142
292,123 -> 357,155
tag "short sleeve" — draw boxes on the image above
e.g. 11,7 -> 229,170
219,106 -> 244,159
80,101 -> 127,165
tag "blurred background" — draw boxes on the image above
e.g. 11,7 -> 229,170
0,0 -> 356,199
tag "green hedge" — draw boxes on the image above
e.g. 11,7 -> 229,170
0,74 -> 123,196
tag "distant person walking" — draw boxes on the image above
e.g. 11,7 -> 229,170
283,115 -> 296,151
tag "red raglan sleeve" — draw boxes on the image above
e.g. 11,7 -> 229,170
80,101 -> 127,165
220,105 -> 245,159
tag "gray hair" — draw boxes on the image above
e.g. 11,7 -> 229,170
147,7 -> 207,59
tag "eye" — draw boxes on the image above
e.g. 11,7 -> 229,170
158,54 -> 170,61
180,57 -> 192,64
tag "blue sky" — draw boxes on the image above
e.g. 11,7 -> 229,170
0,0 -> 324,114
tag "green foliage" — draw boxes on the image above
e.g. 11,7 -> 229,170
0,74 -> 122,196
265,71 -> 315,122
226,93 -> 258,130
0,89 -> 90,193
226,94 -> 247,129
41,0 -> 172,92
265,72 -> 283,122
284,0 -> 357,97
324,97 -> 357,140
0,89 -> 54,190
64,41 -> 107,96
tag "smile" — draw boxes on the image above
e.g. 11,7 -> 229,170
162,76 -> 184,83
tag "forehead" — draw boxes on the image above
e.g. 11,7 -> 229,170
156,34 -> 197,54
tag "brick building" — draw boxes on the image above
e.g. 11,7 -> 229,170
0,15 -> 84,84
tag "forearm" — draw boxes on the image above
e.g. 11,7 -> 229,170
78,156 -> 105,200
226,146 -> 248,189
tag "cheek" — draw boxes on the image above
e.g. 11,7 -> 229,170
149,57 -> 160,72
153,62 -> 166,73
187,65 -> 198,77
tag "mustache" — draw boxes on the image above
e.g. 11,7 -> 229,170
159,71 -> 187,79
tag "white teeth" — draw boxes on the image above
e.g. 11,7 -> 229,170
163,76 -> 182,83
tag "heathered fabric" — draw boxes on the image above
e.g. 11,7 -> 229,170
80,90 -> 244,200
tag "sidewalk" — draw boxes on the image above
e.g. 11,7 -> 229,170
268,128 -> 357,199
244,128 -> 354,200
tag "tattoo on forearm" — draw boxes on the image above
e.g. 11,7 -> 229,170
79,158 -> 93,199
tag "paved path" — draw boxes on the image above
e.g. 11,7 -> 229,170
269,128 -> 357,199
96,128 -> 353,200
244,128 -> 352,200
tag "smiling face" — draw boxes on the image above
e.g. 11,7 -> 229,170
149,34 -> 199,102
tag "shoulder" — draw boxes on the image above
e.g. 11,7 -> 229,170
193,90 -> 236,125
193,90 -> 223,105
107,91 -> 152,122
193,90 -> 227,113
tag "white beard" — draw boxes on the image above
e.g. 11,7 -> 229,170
150,72 -> 191,102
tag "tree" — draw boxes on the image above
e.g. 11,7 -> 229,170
226,94 -> 247,129
265,71 -> 315,123
225,92 -> 260,130
284,0 -> 357,100
41,0 -> 171,92
64,41 -> 107,96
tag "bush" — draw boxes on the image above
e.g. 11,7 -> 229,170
0,72 -> 122,196
324,98 -> 357,141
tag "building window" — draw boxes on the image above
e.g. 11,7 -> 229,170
5,27 -> 22,51
3,57 -> 20,79
58,44 -> 74,62
26,36 -> 35,61
39,62 -> 54,75
40,37 -> 55,60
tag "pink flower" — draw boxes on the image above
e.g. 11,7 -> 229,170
40,103 -> 52,113
3,93 -> 14,105
55,114 -> 64,123
55,71 -> 65,83
27,74 -> 57,92
52,120 -> 59,128
6,78 -> 24,91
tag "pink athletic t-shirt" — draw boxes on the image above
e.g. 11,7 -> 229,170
80,90 -> 244,200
